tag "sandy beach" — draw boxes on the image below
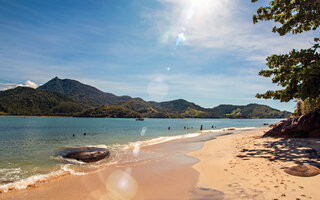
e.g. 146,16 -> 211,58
189,127 -> 320,200
1,127 -> 320,200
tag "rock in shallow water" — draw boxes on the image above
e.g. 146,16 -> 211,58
61,147 -> 110,163
284,164 -> 320,177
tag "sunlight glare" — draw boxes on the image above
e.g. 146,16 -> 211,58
106,168 -> 138,200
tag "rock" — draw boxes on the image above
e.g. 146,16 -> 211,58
61,147 -> 110,163
264,109 -> 320,138
284,164 -> 320,177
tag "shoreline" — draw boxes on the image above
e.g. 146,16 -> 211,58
0,126 -> 258,195
2,126 -> 319,199
0,115 -> 285,119
0,125 -> 218,200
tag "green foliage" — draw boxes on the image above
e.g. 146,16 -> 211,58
304,96 -> 320,113
252,0 -> 320,36
252,0 -> 320,113
256,44 -> 320,102
113,98 -> 160,116
182,107 -> 206,118
212,104 -> 290,118
0,87 -> 89,116
294,97 -> 320,116
294,100 -> 305,116
226,108 -> 244,118
78,105 -> 141,118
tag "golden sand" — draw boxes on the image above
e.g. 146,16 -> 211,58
189,128 -> 320,200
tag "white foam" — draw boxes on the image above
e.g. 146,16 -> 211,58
0,165 -> 85,193
0,168 -> 21,183
124,132 -> 201,150
51,155 -> 86,165
85,144 -> 109,149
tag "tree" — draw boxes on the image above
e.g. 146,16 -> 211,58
252,0 -> 320,111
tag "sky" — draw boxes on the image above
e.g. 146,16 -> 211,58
0,0 -> 318,112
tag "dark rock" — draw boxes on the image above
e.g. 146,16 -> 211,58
60,147 -> 110,163
284,165 -> 320,177
264,109 -> 320,138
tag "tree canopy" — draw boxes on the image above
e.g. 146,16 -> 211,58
252,0 -> 320,109
252,0 -> 320,35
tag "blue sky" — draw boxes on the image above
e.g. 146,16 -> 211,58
0,0 -> 317,111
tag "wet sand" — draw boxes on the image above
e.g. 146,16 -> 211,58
189,127 -> 320,200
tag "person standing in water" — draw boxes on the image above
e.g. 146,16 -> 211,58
200,125 -> 203,130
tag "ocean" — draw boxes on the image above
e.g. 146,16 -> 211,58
0,116 -> 281,192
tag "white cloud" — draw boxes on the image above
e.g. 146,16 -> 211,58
24,80 -> 38,88
0,80 -> 38,91
147,0 -> 316,61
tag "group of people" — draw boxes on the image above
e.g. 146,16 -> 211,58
167,125 -> 216,131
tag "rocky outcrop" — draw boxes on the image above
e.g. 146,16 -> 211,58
61,147 -> 110,163
284,165 -> 320,177
264,109 -> 320,138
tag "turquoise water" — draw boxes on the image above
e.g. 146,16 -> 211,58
0,116 -> 281,192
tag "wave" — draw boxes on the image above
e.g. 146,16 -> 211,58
123,132 -> 201,150
0,164 -> 84,193
50,155 -> 86,165
0,168 -> 21,184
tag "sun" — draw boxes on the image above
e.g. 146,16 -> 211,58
190,0 -> 231,18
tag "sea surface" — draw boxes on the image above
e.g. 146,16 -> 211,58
0,116 -> 281,192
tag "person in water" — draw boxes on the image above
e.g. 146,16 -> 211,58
168,126 -> 171,130
200,125 -> 203,130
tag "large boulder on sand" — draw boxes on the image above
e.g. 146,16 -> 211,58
284,165 -> 320,177
264,109 -> 320,138
60,147 -> 110,163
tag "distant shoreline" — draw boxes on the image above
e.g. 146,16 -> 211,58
0,114 -> 284,119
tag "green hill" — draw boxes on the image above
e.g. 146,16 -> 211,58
209,104 -> 290,118
38,77 -> 131,106
0,77 -> 291,118
150,99 -> 211,118
77,105 -> 141,118
0,87 -> 89,116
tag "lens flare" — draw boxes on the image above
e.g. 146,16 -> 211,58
140,126 -> 147,136
174,4 -> 194,49
147,76 -> 168,101
106,168 -> 138,200
132,143 -> 140,157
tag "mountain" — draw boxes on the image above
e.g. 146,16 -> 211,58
37,77 -> 131,106
0,87 -> 88,116
150,99 -> 211,118
0,77 -> 291,118
113,98 -> 176,118
209,104 -> 291,118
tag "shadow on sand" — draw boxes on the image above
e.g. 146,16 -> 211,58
236,137 -> 320,168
